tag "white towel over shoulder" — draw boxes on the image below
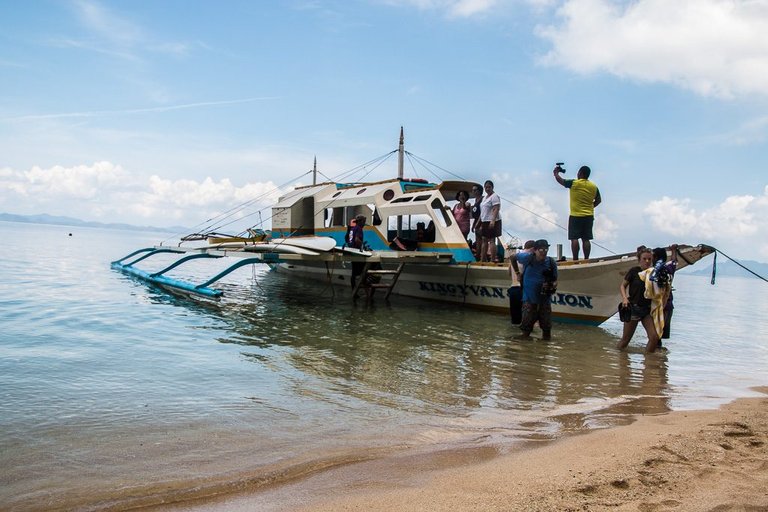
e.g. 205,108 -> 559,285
639,268 -> 670,338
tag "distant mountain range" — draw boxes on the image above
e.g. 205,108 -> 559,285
0,212 -> 188,234
681,257 -> 768,280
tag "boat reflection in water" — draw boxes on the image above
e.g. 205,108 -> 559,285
212,270 -> 672,446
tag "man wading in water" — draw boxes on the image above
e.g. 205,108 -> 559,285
511,239 -> 558,340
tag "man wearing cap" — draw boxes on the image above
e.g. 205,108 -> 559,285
510,239 -> 558,340
553,165 -> 601,260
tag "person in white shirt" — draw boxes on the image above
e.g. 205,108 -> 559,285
478,180 -> 501,262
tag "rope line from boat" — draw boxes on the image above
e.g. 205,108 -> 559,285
167,150 -> 398,247
710,248 -> 768,284
329,150 -> 397,183
270,151 -> 400,249
404,151 -> 468,182
161,168 -> 315,246
240,150 -> 397,244
461,262 -> 471,306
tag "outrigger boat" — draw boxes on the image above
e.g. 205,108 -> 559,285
112,130 -> 715,326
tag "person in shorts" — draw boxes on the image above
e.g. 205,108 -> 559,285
553,164 -> 601,260
616,247 -> 660,353
478,180 -> 501,262
511,239 -> 557,340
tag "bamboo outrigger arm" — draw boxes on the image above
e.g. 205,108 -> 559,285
111,248 -> 273,299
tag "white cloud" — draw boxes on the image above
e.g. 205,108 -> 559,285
1,98 -> 279,123
644,188 -> 768,258
0,162 -> 283,229
594,213 -> 617,242
708,115 -> 768,146
450,0 -> 499,17
504,193 -> 561,232
536,0 -> 768,99
379,0 -> 499,17
74,0 -> 143,46
0,162 -> 130,200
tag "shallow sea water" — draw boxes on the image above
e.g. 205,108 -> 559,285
1,221 -> 766,510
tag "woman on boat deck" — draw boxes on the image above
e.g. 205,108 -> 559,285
478,180 -> 501,262
617,247 -> 660,353
452,190 -> 471,239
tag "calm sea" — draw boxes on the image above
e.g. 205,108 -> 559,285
1,221 -> 767,511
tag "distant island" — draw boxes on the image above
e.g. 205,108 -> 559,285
0,212 -> 189,234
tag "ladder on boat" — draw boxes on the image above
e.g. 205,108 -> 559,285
353,263 -> 405,301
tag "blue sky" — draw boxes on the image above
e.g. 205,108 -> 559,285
1,0 -> 768,261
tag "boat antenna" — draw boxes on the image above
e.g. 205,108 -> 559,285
397,126 -> 404,180
312,155 -> 317,185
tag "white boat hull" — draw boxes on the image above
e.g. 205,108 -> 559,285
276,245 -> 714,326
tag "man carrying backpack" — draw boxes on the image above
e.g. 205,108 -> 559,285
511,239 -> 558,340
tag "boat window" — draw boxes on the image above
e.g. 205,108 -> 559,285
413,195 -> 431,202
344,206 -> 373,226
383,189 -> 395,201
324,207 -> 344,227
391,197 -> 412,203
431,198 -> 451,228
386,213 -> 432,242
332,191 -> 342,198
356,188 -> 367,195
369,204 -> 382,226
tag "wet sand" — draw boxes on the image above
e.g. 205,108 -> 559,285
174,387 -> 768,512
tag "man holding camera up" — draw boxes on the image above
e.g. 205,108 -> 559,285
511,239 -> 558,340
553,164 -> 602,260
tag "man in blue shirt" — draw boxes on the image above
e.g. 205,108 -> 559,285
511,239 -> 558,340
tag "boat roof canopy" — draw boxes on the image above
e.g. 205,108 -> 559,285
273,183 -> 335,208
274,178 -> 481,210
437,180 -> 481,201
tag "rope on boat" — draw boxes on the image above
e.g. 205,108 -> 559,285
163,150 -> 399,247
710,248 -> 768,284
159,168 -> 315,246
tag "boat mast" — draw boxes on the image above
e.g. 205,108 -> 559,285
397,126 -> 404,180
312,156 -> 317,185
397,127 -> 404,237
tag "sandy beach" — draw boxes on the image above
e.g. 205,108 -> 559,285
177,387 -> 768,512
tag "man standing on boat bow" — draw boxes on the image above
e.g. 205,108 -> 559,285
553,164 -> 601,260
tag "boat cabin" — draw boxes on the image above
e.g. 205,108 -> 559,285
271,178 -> 479,262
